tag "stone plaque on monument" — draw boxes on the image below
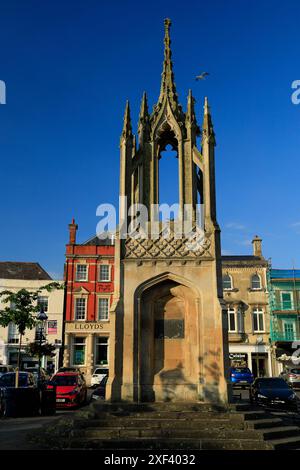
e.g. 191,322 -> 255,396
154,319 -> 184,339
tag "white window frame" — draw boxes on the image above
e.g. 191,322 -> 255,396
228,307 -> 244,333
251,274 -> 262,290
98,296 -> 110,321
74,297 -> 87,321
72,336 -> 86,366
223,274 -> 233,291
253,308 -> 265,333
7,322 -> 19,344
94,336 -> 109,367
75,264 -> 88,282
99,264 -> 111,282
228,308 -> 236,332
281,291 -> 293,310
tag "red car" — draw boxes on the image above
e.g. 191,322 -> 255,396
50,372 -> 87,408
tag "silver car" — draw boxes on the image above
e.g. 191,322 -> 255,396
281,367 -> 300,388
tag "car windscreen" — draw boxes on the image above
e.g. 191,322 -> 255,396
0,367 -> 8,373
232,368 -> 251,373
290,369 -> 300,374
257,379 -> 288,388
0,373 -> 28,387
100,376 -> 108,385
52,375 -> 77,386
94,368 -> 108,374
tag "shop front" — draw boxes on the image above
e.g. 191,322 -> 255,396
229,344 -> 272,378
63,322 -> 112,385
229,352 -> 248,368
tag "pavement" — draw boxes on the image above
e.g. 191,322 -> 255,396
0,388 -> 94,450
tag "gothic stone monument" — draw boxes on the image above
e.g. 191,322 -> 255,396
108,19 -> 230,404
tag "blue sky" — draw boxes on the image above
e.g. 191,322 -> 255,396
0,0 -> 300,278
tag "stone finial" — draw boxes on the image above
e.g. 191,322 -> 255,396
202,96 -> 216,145
138,92 -> 150,142
156,18 -> 179,112
186,90 -> 195,122
121,100 -> 133,140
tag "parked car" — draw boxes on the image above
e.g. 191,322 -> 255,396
91,368 -> 109,387
22,367 -> 49,385
91,375 -> 108,401
230,367 -> 254,388
250,377 -> 298,411
280,367 -> 300,389
50,372 -> 87,408
56,367 -> 85,381
0,372 -> 40,417
0,366 -> 12,378
0,372 -> 36,388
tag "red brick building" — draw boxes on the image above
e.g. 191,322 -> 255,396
63,219 -> 115,384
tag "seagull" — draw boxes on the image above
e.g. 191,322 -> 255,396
195,72 -> 209,81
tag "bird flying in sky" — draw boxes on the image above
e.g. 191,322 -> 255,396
195,72 -> 209,81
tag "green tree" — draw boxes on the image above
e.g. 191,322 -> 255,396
25,341 -> 56,359
0,282 -> 63,386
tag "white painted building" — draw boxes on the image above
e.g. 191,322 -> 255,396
0,262 -> 64,373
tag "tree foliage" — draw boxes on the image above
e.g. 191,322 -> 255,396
0,282 -> 63,335
26,341 -> 56,358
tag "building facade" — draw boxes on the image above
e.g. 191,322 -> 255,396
63,222 -> 115,383
268,268 -> 300,375
222,237 -> 272,377
0,262 -> 64,371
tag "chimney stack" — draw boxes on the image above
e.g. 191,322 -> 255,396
68,218 -> 78,245
252,235 -> 262,258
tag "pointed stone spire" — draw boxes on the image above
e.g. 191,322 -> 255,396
156,18 -> 180,112
186,89 -> 199,140
186,89 -> 195,123
202,97 -> 216,145
138,92 -> 150,143
139,91 -> 149,120
121,100 -> 133,141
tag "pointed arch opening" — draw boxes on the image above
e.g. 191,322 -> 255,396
157,125 -> 179,221
134,273 -> 200,402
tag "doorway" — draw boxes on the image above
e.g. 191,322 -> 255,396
251,353 -> 269,378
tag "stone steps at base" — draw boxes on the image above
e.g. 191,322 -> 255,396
69,437 -> 272,451
90,403 -> 228,413
260,426 -> 300,440
76,427 -> 262,440
93,411 -> 232,420
245,418 -> 284,429
268,435 -> 300,450
233,410 -> 271,421
73,417 -> 243,430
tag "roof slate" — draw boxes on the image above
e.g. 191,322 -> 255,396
0,262 -> 52,280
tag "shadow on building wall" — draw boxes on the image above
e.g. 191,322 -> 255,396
158,362 -> 197,402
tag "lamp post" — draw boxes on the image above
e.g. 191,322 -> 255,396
36,307 -> 48,388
